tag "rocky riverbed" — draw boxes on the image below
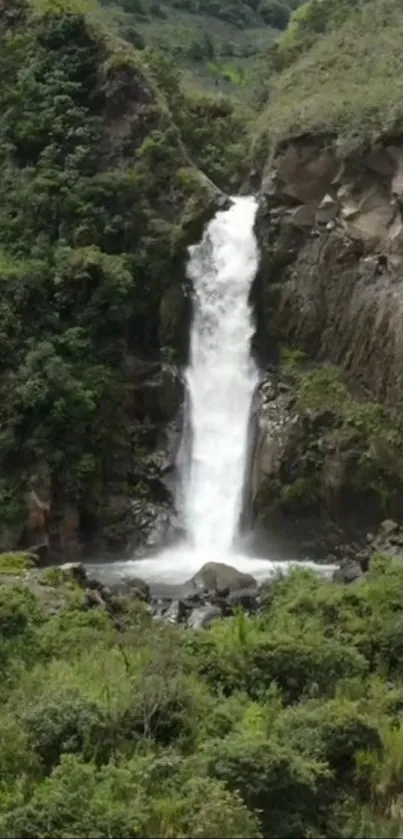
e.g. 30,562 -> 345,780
5,518 -> 402,631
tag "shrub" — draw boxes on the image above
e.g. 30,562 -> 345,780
274,699 -> 383,777
0,553 -> 34,575
200,732 -> 329,837
19,689 -> 113,772
0,754 -> 262,838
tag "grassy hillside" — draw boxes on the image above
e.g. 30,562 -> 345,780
101,0 -> 304,93
254,0 -> 403,156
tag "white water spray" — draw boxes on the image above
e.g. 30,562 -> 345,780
182,195 -> 259,551
106,196 -> 335,586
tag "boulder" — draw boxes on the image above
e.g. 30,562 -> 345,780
333,559 -> 364,584
60,562 -> 87,585
187,604 -> 222,629
164,599 -> 188,624
108,575 -> 150,602
183,561 -> 257,597
289,204 -> 316,229
227,587 -> 259,612
275,144 -> 339,205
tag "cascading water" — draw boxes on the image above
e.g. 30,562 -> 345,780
102,196 -> 335,586
181,195 -> 259,553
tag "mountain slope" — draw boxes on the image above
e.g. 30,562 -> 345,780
0,0 -> 228,555
252,0 -> 403,534
254,0 -> 403,156
101,0 -> 305,93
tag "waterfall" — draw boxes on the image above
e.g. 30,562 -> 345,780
180,195 -> 259,551
114,196 -> 336,586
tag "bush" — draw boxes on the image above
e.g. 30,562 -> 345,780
200,732 -> 329,837
274,699 -> 383,777
259,0 -> 290,28
0,754 -> 262,838
19,689 -> 113,772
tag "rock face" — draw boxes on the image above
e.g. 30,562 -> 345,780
250,368 -> 403,552
255,138 -> 403,408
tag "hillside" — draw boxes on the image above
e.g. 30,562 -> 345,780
0,0 -> 249,559
101,0 -> 304,93
254,0 -> 403,156
252,0 -> 403,539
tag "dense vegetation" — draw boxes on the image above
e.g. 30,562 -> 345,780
3,0 -> 403,835
274,357 -> 403,521
0,0 -> 250,546
253,0 -> 403,155
2,552 -> 403,836
100,0 -> 305,92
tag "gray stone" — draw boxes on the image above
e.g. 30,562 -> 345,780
121,576 -> 150,601
379,519 -> 399,536
227,587 -> 259,612
187,604 -> 222,629
164,599 -> 188,624
333,559 -> 363,585
363,148 -> 395,178
60,562 -> 87,585
289,204 -> 316,229
184,561 -> 257,597
316,194 -> 338,225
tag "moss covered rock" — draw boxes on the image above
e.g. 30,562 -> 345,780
251,364 -> 403,551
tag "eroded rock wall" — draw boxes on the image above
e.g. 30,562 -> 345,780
255,137 -> 403,406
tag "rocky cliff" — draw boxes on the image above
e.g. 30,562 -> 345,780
256,138 -> 403,404
252,137 -> 403,549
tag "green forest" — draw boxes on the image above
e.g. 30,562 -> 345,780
2,0 -> 403,835
99,0 -> 304,91
3,552 -> 403,837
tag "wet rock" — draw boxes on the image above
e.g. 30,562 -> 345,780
26,543 -> 49,566
187,604 -> 222,629
99,494 -> 172,557
316,194 -> 338,225
108,575 -> 150,602
227,587 -> 259,612
379,519 -> 399,536
356,549 -> 370,572
333,559 -> 364,584
134,365 -> 183,424
183,561 -> 257,597
152,598 -> 171,620
164,599 -> 188,624
289,204 -> 316,229
159,283 -> 189,358
84,588 -> 107,609
60,562 -> 87,585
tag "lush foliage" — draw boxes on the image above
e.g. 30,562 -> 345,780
277,356 -> 403,519
2,558 -> 403,835
253,0 -> 403,153
100,0 -> 305,93
145,48 -> 251,188
0,0 -> 234,542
